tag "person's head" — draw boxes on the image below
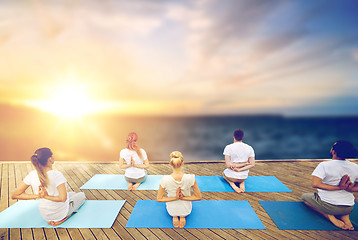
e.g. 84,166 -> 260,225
169,151 -> 184,169
126,132 -> 143,159
330,140 -> 358,160
31,148 -> 53,187
233,129 -> 244,141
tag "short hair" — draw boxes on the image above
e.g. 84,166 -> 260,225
332,140 -> 358,159
233,129 -> 244,141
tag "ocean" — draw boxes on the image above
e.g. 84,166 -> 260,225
95,115 -> 358,162
1,108 -> 358,162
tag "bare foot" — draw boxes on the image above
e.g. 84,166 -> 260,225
47,216 -> 70,226
229,182 -> 242,193
132,183 -> 140,190
179,217 -> 186,228
128,183 -> 133,191
239,181 -> 245,193
340,215 -> 354,230
327,215 -> 348,230
173,217 -> 179,228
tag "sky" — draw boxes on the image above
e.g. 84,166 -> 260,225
0,0 -> 358,117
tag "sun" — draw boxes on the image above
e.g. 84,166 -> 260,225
28,83 -> 98,119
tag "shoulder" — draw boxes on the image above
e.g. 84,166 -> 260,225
242,142 -> 254,149
28,170 -> 37,176
160,175 -> 171,186
25,170 -> 37,179
223,143 -> 234,153
120,149 -> 130,157
140,148 -> 147,155
120,149 -> 128,154
48,170 -> 66,179
184,174 -> 195,183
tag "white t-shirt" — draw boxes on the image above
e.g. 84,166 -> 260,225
223,142 -> 255,179
160,174 -> 195,217
120,148 -> 148,179
23,170 -> 69,222
312,160 -> 358,206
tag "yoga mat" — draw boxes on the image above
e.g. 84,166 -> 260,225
126,200 -> 265,229
81,174 -> 291,192
203,176 -> 292,192
80,174 -> 163,190
260,201 -> 358,230
0,200 -> 125,228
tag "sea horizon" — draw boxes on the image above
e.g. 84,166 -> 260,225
1,103 -> 358,162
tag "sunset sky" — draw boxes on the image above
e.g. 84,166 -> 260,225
1,0 -> 358,117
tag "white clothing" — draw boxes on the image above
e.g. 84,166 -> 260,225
120,148 -> 148,179
223,142 -> 255,179
24,170 -> 69,222
312,160 -> 358,206
160,174 -> 195,217
67,192 -> 86,216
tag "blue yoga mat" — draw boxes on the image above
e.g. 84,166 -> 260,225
260,201 -> 358,230
202,176 -> 292,192
80,174 -> 291,192
0,200 -> 125,228
126,200 -> 265,229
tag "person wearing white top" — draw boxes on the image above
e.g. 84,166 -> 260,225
12,148 -> 86,226
302,140 -> 358,231
119,132 -> 150,190
157,151 -> 201,228
223,129 -> 255,193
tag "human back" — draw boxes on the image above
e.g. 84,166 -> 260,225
313,159 -> 358,206
224,141 -> 254,163
24,169 -> 69,221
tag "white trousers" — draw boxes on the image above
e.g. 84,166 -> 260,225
67,192 -> 86,216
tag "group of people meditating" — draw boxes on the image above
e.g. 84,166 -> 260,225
11,130 -> 358,230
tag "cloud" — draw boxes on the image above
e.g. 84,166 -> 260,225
0,0 -> 357,115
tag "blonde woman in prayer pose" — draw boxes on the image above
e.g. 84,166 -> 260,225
119,132 -> 150,190
157,151 -> 202,228
12,148 -> 86,226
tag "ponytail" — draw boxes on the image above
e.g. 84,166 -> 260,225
31,148 -> 52,188
169,151 -> 184,168
126,132 -> 143,159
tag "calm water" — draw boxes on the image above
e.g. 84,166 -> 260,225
1,109 -> 357,161
94,115 -> 358,161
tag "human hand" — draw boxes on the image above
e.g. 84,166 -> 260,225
345,182 -> 355,192
175,187 -> 181,200
339,175 -> 351,190
38,186 -> 48,198
130,156 -> 135,167
178,188 -> 184,199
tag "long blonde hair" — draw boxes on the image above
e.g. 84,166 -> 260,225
31,148 -> 52,188
169,151 -> 184,168
126,132 -> 143,159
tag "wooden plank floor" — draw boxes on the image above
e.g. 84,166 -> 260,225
1,161 -> 357,240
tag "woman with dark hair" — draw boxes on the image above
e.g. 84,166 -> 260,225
119,132 -> 150,190
302,140 -> 358,230
12,148 -> 86,226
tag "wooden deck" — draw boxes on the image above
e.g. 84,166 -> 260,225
1,161 -> 357,240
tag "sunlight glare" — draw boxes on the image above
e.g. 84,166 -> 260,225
28,83 -> 99,118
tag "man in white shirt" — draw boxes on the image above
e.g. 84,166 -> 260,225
223,129 -> 255,193
302,140 -> 358,230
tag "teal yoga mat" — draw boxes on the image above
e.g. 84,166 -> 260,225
80,174 -> 163,190
0,200 -> 125,228
126,200 -> 265,229
80,174 -> 291,192
260,201 -> 358,230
